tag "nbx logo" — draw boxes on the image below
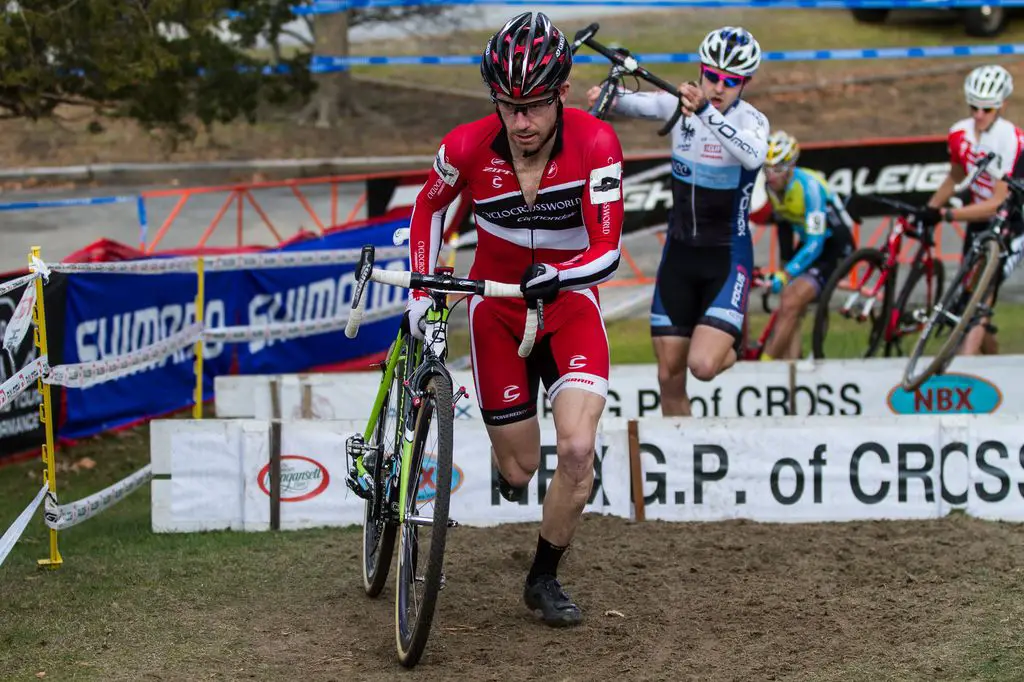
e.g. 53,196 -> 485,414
490,445 -> 609,506
915,387 -> 973,411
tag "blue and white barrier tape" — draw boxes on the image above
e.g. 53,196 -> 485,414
0,194 -> 138,212
295,0 -> 1024,12
312,43 -> 1024,71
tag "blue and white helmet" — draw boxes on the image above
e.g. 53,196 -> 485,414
965,65 -> 1013,108
698,26 -> 762,78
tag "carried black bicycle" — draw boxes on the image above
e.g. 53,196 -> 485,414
902,159 -> 1021,391
343,243 -> 539,668
572,22 -> 683,131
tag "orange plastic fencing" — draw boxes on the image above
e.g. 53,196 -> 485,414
138,173 -> 397,253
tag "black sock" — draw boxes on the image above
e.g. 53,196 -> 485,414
527,535 -> 567,584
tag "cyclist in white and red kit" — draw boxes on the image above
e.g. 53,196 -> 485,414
922,64 -> 1024,356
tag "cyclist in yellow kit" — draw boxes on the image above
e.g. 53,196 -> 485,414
753,131 -> 854,359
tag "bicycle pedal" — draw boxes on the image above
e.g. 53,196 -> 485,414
345,434 -> 366,459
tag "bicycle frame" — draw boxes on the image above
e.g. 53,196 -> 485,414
843,215 -> 938,339
353,298 -> 458,526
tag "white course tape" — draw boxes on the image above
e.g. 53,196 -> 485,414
29,256 -> 51,282
48,246 -> 410,275
0,483 -> 48,569
49,257 -> 197,275
44,465 -> 152,531
204,301 -> 407,343
2,283 -> 37,358
0,356 -> 49,412
46,324 -> 202,388
0,272 -> 38,297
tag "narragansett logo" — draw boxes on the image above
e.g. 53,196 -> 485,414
258,455 -> 331,502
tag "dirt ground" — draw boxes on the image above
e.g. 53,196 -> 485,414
265,514 -> 1022,681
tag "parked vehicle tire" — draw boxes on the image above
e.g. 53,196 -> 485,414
964,6 -> 1008,37
850,9 -> 890,24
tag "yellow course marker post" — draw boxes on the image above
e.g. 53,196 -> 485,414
30,246 -> 62,570
193,256 -> 205,419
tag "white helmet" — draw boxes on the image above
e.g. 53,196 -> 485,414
766,130 -> 800,167
965,65 -> 1013,108
698,26 -> 762,78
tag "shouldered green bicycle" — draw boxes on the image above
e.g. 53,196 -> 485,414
342,241 -> 540,668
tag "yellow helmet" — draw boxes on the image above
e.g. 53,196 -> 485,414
766,130 -> 799,168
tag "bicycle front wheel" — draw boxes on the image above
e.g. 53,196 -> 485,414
812,248 -> 892,359
902,238 -> 1001,392
362,345 -> 402,597
887,255 -> 945,357
395,373 -> 453,668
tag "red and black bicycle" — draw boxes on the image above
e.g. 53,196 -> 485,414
812,152 -> 996,360
739,268 -> 779,361
810,197 -> 947,360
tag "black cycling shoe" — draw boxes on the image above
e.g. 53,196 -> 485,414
523,575 -> 583,627
494,470 -> 527,503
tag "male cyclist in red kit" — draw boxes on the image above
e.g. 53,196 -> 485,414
404,12 -> 624,627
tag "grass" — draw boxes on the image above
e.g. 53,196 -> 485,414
0,414 -> 351,680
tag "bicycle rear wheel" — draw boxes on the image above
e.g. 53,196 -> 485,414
902,238 -> 1001,392
362,344 -> 403,597
395,373 -> 453,668
811,248 -> 893,359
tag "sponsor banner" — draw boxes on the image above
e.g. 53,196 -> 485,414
963,419 -> 1024,522
233,221 -> 409,376
639,414 -> 1024,523
61,270 -> 242,438
242,421 -> 356,531
796,356 -> 1017,417
152,417 -> 629,531
59,219 -> 407,440
639,415 -> 946,522
154,414 -> 1024,530
447,419 -> 630,527
214,354 -> 1023,424
0,271 -> 66,462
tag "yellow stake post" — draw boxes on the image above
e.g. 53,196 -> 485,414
31,246 -> 62,570
192,256 -> 205,419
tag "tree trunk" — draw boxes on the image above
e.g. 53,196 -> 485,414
300,10 -> 349,129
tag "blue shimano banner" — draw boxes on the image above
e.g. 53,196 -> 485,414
58,218 -> 409,440
234,219 -> 410,375
60,270 -> 243,439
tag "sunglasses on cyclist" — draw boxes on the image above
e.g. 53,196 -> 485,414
970,105 -> 997,114
701,66 -> 747,89
491,92 -> 559,117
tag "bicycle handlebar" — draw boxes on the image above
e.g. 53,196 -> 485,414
576,24 -> 682,136
345,245 -> 539,358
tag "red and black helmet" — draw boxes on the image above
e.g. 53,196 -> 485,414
480,12 -> 573,99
